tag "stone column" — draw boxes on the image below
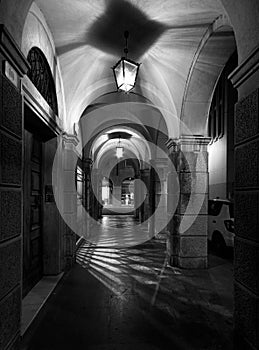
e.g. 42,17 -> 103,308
61,133 -> 79,269
91,168 -> 102,220
112,185 -> 121,206
82,158 -> 92,210
166,136 -> 210,269
82,157 -> 92,238
229,52 -> 259,350
0,25 -> 29,350
151,159 -> 168,238
140,169 -> 150,222
134,172 -> 141,219
149,165 -> 156,237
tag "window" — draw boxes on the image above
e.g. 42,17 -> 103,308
27,47 -> 58,116
208,51 -> 237,143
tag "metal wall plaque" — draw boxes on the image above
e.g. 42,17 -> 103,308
4,60 -> 19,88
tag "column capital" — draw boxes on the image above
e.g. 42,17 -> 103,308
166,135 -> 211,153
62,132 -> 79,149
140,168 -> 150,177
165,138 -> 179,152
149,158 -> 168,181
229,45 -> 259,92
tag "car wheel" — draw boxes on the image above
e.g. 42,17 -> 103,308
212,232 -> 226,256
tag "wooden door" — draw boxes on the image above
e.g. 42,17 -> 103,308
23,130 -> 43,297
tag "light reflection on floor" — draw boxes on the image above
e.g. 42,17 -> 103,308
76,215 -> 234,349
84,215 -> 151,247
77,239 -> 175,301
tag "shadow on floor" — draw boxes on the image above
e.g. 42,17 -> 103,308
21,239 -> 233,350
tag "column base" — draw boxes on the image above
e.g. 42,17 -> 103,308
167,255 -> 207,269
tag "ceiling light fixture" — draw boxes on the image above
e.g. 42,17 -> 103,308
116,135 -> 124,158
112,31 -> 140,93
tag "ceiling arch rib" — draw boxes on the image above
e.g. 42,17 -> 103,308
92,132 -> 143,159
96,138 -> 144,169
81,117 -> 153,160
180,14 -> 236,136
79,95 -> 170,160
90,125 -> 151,169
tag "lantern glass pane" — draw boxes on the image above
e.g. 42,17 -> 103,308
114,60 -> 124,89
124,60 -> 138,88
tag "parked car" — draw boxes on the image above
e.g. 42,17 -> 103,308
208,198 -> 235,253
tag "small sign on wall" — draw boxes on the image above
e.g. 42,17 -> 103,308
3,60 -> 19,89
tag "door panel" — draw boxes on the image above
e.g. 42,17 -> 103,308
23,130 -> 43,297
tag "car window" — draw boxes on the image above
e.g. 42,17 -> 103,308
208,200 -> 222,216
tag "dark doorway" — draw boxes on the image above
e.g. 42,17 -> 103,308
23,129 -> 44,297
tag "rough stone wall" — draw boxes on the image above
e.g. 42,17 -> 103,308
0,25 -> 29,350
233,88 -> 259,350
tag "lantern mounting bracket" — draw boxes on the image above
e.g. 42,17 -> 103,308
124,30 -> 129,57
112,30 -> 140,93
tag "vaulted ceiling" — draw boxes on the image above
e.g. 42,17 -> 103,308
33,1 -> 231,125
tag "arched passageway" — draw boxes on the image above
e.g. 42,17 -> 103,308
77,97 -> 170,247
0,1 -> 259,349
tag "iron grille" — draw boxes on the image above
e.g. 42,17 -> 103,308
27,47 -> 58,116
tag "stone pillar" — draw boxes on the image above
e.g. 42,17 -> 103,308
82,157 -> 92,238
82,158 -> 92,210
134,172 -> 141,219
140,169 -> 150,222
151,159 -> 168,238
138,171 -> 145,222
166,136 -> 210,269
61,133 -> 79,269
229,51 -> 259,350
91,168 -> 102,220
112,185 -> 121,206
0,25 -> 30,350
149,165 -> 156,237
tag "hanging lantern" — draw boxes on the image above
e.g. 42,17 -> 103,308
112,31 -> 140,93
116,136 -> 124,158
